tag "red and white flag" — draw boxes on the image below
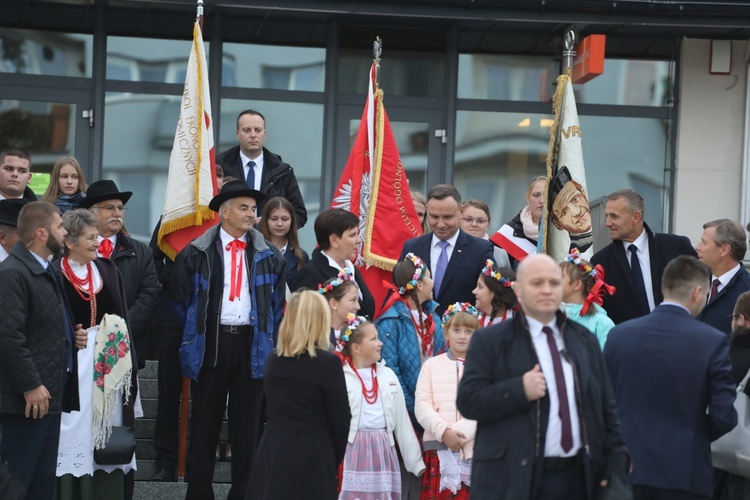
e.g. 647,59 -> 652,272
158,21 -> 218,260
331,62 -> 422,317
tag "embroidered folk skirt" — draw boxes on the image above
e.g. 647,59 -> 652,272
339,429 -> 401,500
419,450 -> 471,500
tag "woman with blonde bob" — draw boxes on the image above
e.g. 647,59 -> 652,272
248,291 -> 351,500
42,156 -> 89,213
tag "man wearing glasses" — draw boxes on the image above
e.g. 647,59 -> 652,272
81,180 -> 160,372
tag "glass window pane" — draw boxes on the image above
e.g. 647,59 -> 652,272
106,37 -> 210,83
454,111 -> 669,233
458,54 -> 554,101
0,99 -> 77,180
339,50 -> 445,97
103,92 -> 176,242
575,59 -> 674,107
0,29 -> 91,78
222,43 -> 325,91
220,100 -> 324,251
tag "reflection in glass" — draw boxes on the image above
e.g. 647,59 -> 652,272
339,50 -> 445,97
0,29 -> 91,77
220,99 -> 324,252
454,111 -> 669,234
106,37 -> 211,83
222,43 -> 325,91
575,59 -> 674,107
0,99 -> 76,173
458,55 -> 553,101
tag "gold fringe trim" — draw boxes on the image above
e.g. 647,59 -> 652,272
193,22 -> 206,214
540,74 -> 570,255
157,205 -> 215,260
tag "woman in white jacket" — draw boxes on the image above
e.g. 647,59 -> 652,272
339,314 -> 425,500
415,303 -> 479,499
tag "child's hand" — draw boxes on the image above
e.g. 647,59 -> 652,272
442,429 -> 467,451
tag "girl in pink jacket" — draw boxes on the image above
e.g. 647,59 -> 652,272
414,303 -> 480,499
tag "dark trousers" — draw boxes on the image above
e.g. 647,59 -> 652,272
186,330 -> 264,500
533,461 -> 587,500
633,484 -> 710,500
0,413 -> 61,500
153,328 -> 184,473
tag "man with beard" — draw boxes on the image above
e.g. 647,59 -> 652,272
80,180 -> 160,370
0,202 -> 86,500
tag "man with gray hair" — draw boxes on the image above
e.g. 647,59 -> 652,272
604,256 -> 737,499
695,218 -> 750,335
172,179 -> 285,498
591,189 -> 696,324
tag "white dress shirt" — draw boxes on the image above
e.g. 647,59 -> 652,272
321,250 -> 362,300
526,315 -> 582,458
219,228 -> 251,325
96,235 -> 117,259
430,230 -> 460,278
622,229 -> 655,311
713,263 -> 743,296
0,245 -> 8,262
239,150 -> 264,191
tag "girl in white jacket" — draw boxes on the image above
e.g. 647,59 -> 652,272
339,314 -> 425,500
414,303 -> 479,499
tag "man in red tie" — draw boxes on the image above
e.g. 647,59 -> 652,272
457,253 -> 629,499
171,180 -> 286,499
695,219 -> 750,335
80,180 -> 160,373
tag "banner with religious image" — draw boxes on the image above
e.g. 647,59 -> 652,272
541,74 -> 593,261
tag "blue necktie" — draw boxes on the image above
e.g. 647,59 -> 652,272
246,160 -> 256,189
628,244 -> 650,315
433,240 -> 450,296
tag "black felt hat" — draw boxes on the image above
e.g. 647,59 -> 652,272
209,180 -> 266,212
0,198 -> 29,227
78,180 -> 133,209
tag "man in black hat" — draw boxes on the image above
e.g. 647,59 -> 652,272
0,198 -> 29,262
80,180 -> 160,369
172,180 -> 285,499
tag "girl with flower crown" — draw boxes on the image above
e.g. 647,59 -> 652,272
339,315 -> 425,500
376,253 -> 444,499
472,260 -> 517,327
318,271 -> 360,348
415,303 -> 479,499
560,249 -> 616,349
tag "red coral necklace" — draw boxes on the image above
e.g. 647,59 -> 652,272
347,359 -> 379,404
61,257 -> 103,327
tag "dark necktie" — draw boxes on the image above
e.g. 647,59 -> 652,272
246,160 -> 256,189
628,244 -> 650,315
542,326 -> 573,453
433,240 -> 450,296
709,278 -> 721,303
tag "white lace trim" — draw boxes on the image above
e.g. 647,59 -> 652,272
437,449 -> 472,494
340,470 -> 401,493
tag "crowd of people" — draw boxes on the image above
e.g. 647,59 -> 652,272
1,104 -> 750,500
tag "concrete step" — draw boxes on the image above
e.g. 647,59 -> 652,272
134,419 -> 228,441
136,459 -> 232,483
138,398 -> 193,420
139,360 -> 159,380
133,481 -> 231,499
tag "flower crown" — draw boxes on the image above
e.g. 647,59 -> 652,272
442,302 -> 481,325
317,269 -> 354,294
481,260 -> 513,288
399,253 -> 427,295
565,248 -> 598,280
338,313 -> 367,352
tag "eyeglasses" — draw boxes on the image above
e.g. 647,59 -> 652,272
92,204 -> 127,213
461,216 -> 488,225
729,314 -> 742,320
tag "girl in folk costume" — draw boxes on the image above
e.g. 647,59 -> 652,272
415,303 -> 479,500
339,315 -> 425,500
561,248 -> 616,350
472,260 -> 517,327
376,253 -> 445,430
318,270 -> 360,349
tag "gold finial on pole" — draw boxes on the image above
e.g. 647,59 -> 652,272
373,36 -> 382,90
562,30 -> 575,77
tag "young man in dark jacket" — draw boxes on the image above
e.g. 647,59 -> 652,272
215,109 -> 307,228
172,180 -> 285,499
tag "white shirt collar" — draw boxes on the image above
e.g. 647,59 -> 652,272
239,150 -> 264,170
431,229 -> 460,249
714,262 -> 743,287
321,249 -> 355,276
219,227 -> 248,246
525,314 -> 559,341
660,301 -> 691,314
29,249 -> 49,269
622,227 -> 648,254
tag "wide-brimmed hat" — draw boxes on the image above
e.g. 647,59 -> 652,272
0,198 -> 29,227
78,180 -> 133,209
209,180 -> 266,212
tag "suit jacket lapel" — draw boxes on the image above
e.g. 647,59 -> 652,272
646,225 -> 663,302
612,242 -> 636,294
416,234 -> 432,270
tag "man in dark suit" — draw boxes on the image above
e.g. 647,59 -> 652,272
604,256 -> 737,500
216,109 -> 307,228
591,189 -> 696,324
399,184 -> 494,315
695,219 -> 750,335
457,254 -> 628,499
